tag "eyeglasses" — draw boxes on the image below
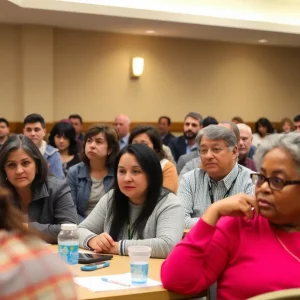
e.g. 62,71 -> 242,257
199,147 -> 226,156
251,173 -> 300,191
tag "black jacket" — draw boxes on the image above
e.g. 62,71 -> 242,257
162,132 -> 175,146
168,135 -> 187,162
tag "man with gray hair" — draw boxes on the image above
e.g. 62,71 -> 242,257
179,125 -> 254,229
179,121 -> 240,178
168,112 -> 202,162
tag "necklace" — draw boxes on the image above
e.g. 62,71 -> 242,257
275,233 -> 300,263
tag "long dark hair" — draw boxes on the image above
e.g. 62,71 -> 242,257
109,144 -> 165,240
128,125 -> 166,160
255,118 -> 274,136
48,122 -> 77,155
0,135 -> 48,193
0,188 -> 28,233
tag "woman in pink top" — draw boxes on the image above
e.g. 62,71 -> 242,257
161,133 -> 300,300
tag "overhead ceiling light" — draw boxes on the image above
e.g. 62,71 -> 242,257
145,30 -> 155,34
258,39 -> 268,44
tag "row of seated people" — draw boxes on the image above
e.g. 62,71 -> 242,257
0,112 -> 300,299
160,113 -> 300,166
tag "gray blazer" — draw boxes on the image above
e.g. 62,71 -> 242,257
13,176 -> 78,244
176,150 -> 199,174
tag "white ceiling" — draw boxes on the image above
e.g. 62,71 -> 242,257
2,0 -> 300,47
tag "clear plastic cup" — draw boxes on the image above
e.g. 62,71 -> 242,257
128,246 -> 152,285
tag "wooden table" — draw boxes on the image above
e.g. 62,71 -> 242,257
50,245 -> 208,300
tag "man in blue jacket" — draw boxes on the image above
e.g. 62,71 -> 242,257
23,113 -> 64,180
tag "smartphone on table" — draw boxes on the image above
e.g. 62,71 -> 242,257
78,253 -> 113,264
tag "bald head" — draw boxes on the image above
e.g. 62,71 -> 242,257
237,123 -> 253,158
114,114 -> 130,139
218,121 -> 240,141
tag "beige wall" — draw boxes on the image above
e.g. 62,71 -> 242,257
0,23 -> 300,123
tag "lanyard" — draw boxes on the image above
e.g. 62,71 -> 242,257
127,225 -> 134,240
208,170 -> 240,204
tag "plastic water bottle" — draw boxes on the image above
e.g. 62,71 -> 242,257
58,224 -> 79,265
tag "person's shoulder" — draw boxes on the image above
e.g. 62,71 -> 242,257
46,175 -> 67,187
157,190 -> 181,208
182,167 -> 203,180
45,144 -> 59,156
162,159 -> 174,170
217,215 -> 269,235
169,135 -> 184,144
0,231 -> 46,256
238,164 -> 255,177
46,176 -> 70,193
68,161 -> 86,174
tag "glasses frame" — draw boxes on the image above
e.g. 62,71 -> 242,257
251,173 -> 300,191
199,146 -> 228,156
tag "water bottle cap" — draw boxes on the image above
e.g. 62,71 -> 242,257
61,224 -> 77,230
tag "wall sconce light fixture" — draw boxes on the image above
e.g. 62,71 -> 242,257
131,57 -> 144,78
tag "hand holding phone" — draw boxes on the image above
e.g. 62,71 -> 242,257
81,261 -> 110,271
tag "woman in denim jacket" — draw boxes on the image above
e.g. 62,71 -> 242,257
67,125 -> 119,221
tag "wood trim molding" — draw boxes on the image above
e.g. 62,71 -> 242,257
9,121 -> 283,134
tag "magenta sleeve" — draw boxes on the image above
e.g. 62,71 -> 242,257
161,217 -> 239,295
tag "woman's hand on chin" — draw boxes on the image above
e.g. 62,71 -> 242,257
202,193 -> 259,226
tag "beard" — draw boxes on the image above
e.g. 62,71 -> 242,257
184,130 -> 197,140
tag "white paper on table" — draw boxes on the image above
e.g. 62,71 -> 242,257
74,273 -> 162,292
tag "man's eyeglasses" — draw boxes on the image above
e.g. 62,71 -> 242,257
251,173 -> 300,191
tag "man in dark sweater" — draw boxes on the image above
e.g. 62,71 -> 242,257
158,116 -> 175,146
0,118 -> 10,150
168,112 -> 202,162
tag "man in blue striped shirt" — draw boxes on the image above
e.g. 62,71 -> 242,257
178,125 -> 255,229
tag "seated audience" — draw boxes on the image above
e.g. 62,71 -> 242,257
48,122 -> 80,176
162,144 -> 176,164
0,135 -> 78,243
294,114 -> 300,132
281,117 -> 293,133
237,123 -> 257,172
179,121 -> 241,179
177,116 -> 218,174
158,116 -> 175,146
0,117 -> 10,150
231,116 -> 244,124
69,114 -> 84,143
161,133 -> 300,299
0,188 -> 77,300
168,112 -> 202,162
67,125 -> 119,221
202,116 -> 218,128
23,113 -> 64,179
129,126 -> 178,193
114,113 -> 131,149
178,125 -> 254,229
252,117 -> 274,148
78,144 -> 184,259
